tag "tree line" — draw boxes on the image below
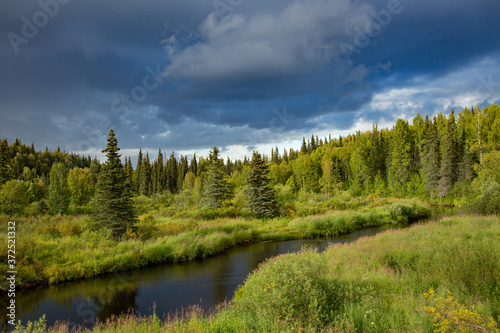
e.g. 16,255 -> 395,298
1,104 -> 499,221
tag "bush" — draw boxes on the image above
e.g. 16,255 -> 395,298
174,207 -> 240,220
24,199 -> 49,216
233,248 -> 336,329
135,214 -> 161,240
469,181 -> 500,215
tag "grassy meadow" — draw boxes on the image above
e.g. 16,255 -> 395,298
0,198 -> 429,289
12,215 -> 500,332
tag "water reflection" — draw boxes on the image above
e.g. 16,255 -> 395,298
1,223 -> 406,330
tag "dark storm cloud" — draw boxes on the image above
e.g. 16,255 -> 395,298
1,0 -> 500,158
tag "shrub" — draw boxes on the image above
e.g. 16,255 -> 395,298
24,199 -> 49,216
233,248 -> 336,329
135,215 -> 161,240
424,288 -> 499,332
469,181 -> 500,215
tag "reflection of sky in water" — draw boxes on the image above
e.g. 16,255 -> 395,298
1,223 -> 411,330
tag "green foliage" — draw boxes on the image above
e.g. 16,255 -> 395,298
48,163 -> 70,215
91,129 -> 136,237
245,151 -> 277,218
469,182 -> 500,215
422,118 -> 441,197
202,146 -> 230,208
388,119 -> 414,195
438,114 -> 458,198
0,139 -> 11,185
234,249 -> 335,329
0,179 -> 29,215
67,167 -> 95,206
425,289 -> 500,333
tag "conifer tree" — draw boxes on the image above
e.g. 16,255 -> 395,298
272,146 -> 280,164
301,137 -> 307,154
91,129 -> 136,237
139,153 -> 151,196
437,116 -> 457,197
422,118 -> 441,197
125,156 -> 134,187
457,128 -> 474,182
310,134 -> 317,151
245,151 -> 277,218
156,148 -> 165,193
0,140 -> 11,185
388,119 -> 413,194
190,154 -> 198,176
48,162 -> 70,215
134,149 -> 143,194
202,146 -> 229,208
167,152 -> 178,194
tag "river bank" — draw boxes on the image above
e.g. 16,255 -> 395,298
0,199 -> 429,290
12,215 -> 500,332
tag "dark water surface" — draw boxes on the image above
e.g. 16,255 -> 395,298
2,220 -> 429,330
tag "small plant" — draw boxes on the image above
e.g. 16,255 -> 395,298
424,288 -> 499,332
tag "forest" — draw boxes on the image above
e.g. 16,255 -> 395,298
1,104 -> 499,219
2,104 -> 500,332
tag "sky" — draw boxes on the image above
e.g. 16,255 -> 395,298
1,0 -> 500,163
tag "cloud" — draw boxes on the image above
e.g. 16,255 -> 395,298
164,0 -> 372,83
1,0 -> 500,160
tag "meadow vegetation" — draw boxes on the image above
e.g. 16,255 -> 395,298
13,215 -> 500,332
0,198 -> 428,289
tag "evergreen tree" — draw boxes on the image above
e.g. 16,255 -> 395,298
124,157 -> 134,188
202,146 -> 229,208
167,152 -> 178,194
91,129 -> 136,237
245,151 -> 277,218
422,118 -> 441,197
301,137 -> 307,154
387,119 -> 413,194
135,149 -> 143,194
139,153 -> 151,196
310,134 -> 317,151
0,140 -> 11,185
156,148 -> 165,193
437,116 -> 457,197
48,162 -> 70,215
457,128 -> 474,182
190,154 -> 198,176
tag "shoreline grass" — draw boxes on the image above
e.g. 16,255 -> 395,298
12,215 -> 500,332
0,199 -> 429,290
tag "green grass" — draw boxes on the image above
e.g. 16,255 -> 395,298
13,215 -> 500,332
0,199 -> 429,289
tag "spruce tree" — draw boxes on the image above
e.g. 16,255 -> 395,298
0,140 -> 11,185
245,151 -> 277,218
457,128 -> 474,182
139,153 -> 151,196
134,149 -> 143,194
301,137 -> 307,154
167,152 -> 178,194
190,154 -> 198,176
48,162 -> 70,215
387,119 -> 413,194
437,116 -> 457,197
155,148 -> 165,193
202,146 -> 229,208
91,129 -> 136,237
422,118 -> 441,197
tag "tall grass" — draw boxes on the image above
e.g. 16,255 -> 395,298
0,199 -> 429,289
14,215 -> 500,332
